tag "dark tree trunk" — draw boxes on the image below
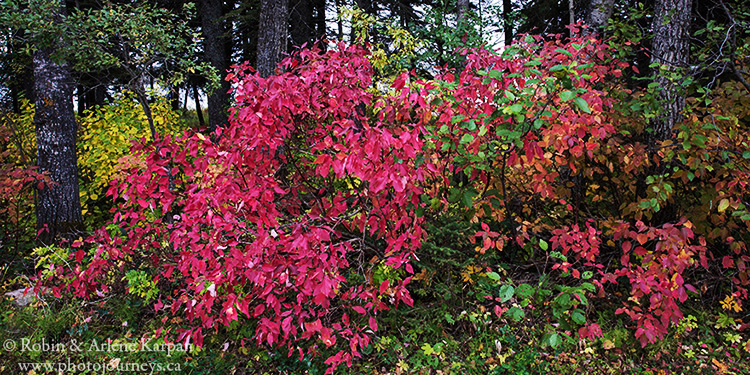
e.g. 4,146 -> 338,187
586,0 -> 615,33
290,0 -> 314,49
336,0 -> 344,41
313,0 -> 327,50
356,0 -> 373,14
291,0 -> 327,50
167,84 -> 180,111
257,0 -> 289,77
568,0 -> 575,30
33,29 -> 83,244
503,0 -> 512,45
201,0 -> 231,132
650,0 -> 692,142
93,85 -> 105,106
193,84 -> 206,129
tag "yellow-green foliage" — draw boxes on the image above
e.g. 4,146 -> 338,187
340,7 -> 421,75
78,92 -> 186,219
31,245 -> 70,281
1,94 -> 186,226
1,99 -> 36,165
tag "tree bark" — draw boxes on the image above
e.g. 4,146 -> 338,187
586,0 -> 615,33
503,0 -> 512,45
290,0 -> 314,49
257,0 -> 289,78
200,0 -> 230,132
336,0 -> 344,41
193,84 -> 206,129
569,0 -> 575,30
356,0 -> 373,14
33,18 -> 83,243
650,0 -> 692,142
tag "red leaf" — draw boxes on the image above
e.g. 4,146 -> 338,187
622,241 -> 632,253
253,304 -> 265,317
379,280 -> 389,295
352,306 -> 366,315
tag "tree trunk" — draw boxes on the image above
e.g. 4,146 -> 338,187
200,0 -> 227,128
586,0 -> 615,33
356,0 -> 373,14
193,84 -> 206,129
650,0 -> 692,142
313,0 -> 327,50
290,0 -> 314,49
33,26 -> 83,244
257,0 -> 289,78
336,0 -> 344,41
568,0 -> 575,31
200,0 -> 230,132
503,0 -> 512,45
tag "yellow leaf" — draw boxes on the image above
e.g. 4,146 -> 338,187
718,198 -> 730,213
712,358 -> 728,373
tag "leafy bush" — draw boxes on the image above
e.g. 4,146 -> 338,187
78,91 -> 185,225
0,102 -> 46,259
45,27 -> 750,373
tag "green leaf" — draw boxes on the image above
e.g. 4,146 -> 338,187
548,332 -> 562,348
573,97 -> 591,113
444,312 -> 455,324
555,293 -> 571,309
460,134 -> 474,144
571,310 -> 586,325
555,48 -> 573,57
550,64 -> 567,72
516,283 -> 535,299
525,59 -> 542,66
488,69 -> 504,79
539,239 -> 549,251
559,90 -> 575,102
506,306 -> 525,322
581,282 -> 595,292
498,285 -> 515,302
461,190 -> 476,208
486,271 -> 501,282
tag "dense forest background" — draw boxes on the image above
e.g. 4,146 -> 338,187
2,0 -> 750,373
